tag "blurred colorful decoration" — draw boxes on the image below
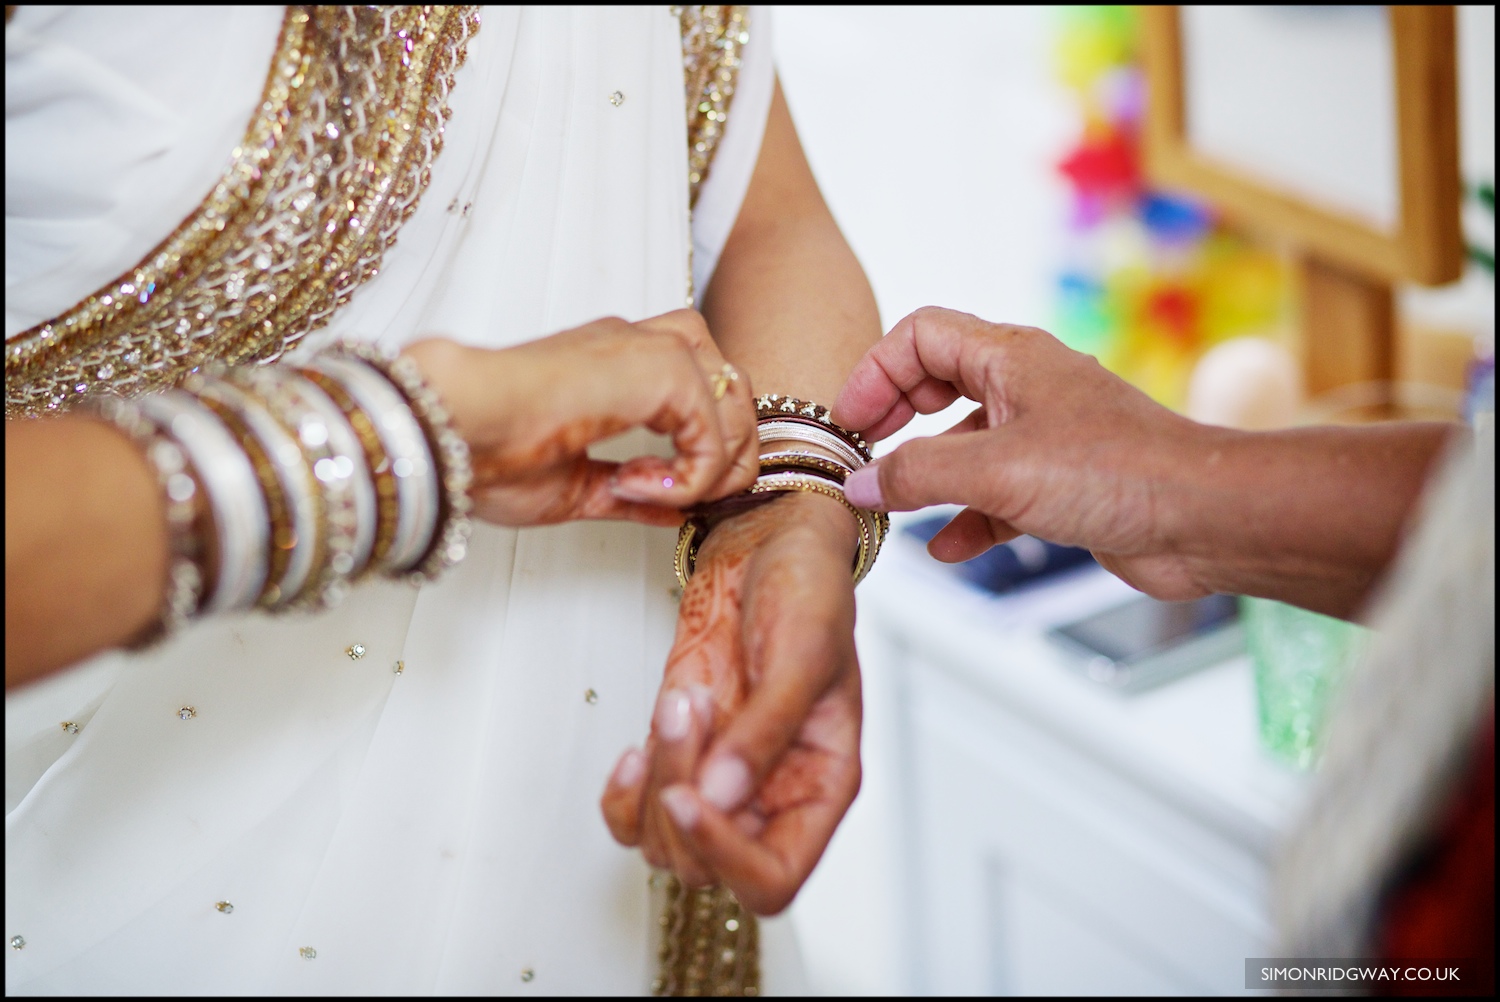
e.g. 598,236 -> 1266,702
1052,6 -> 1292,408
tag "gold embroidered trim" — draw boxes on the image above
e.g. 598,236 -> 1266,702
677,5 -> 750,210
654,875 -> 761,997
5,5 -> 481,418
655,12 -> 760,995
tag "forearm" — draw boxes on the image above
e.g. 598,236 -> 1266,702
5,418 -> 170,687
702,78 -> 880,405
1170,421 -> 1459,618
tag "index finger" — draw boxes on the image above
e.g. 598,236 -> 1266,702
831,306 -> 996,437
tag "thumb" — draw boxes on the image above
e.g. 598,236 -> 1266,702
843,431 -> 996,513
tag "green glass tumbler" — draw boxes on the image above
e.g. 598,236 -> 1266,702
1241,596 -> 1370,770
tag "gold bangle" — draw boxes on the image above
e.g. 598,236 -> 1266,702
192,392 -> 295,604
674,473 -> 887,589
298,365 -> 400,570
757,449 -> 853,484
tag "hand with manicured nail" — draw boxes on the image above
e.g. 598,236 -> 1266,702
402,308 -> 758,528
599,491 -> 862,915
833,306 -> 1460,619
832,306 -> 1215,601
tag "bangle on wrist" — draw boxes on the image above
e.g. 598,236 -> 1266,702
137,390 -> 270,615
675,400 -> 890,589
323,341 -> 473,582
88,396 -> 209,646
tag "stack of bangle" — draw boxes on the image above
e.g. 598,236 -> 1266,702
674,393 -> 889,589
86,340 -> 472,647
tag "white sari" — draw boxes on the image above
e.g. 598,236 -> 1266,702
5,6 -> 803,994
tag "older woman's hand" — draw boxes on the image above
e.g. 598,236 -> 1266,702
832,306 -> 1212,600
599,491 -> 862,915
403,309 -> 758,527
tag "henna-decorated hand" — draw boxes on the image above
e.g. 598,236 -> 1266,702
402,309 -> 758,527
599,491 -> 863,915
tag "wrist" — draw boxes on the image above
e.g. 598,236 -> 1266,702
400,339 -> 495,447
768,489 -> 861,563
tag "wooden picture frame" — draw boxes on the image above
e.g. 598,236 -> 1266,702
1141,5 -> 1463,285
1140,5 -> 1464,395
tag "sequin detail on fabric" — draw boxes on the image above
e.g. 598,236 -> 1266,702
654,876 -> 761,997
676,5 -> 749,210
6,6 -> 482,418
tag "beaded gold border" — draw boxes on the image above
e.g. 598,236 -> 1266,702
6,6 -> 482,418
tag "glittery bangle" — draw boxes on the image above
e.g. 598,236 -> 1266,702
231,366 -> 365,609
757,449 -> 854,484
754,393 -> 873,463
674,471 -> 888,590
298,361 -> 401,570
326,341 -> 473,583
755,420 -> 868,471
293,376 -> 378,582
136,391 -> 270,614
305,353 -> 439,574
86,395 -> 207,645
189,375 -> 314,608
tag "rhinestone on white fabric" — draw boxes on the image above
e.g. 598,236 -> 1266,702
608,90 -> 624,106
346,643 -> 366,660
520,968 -> 535,982
585,689 -> 598,704
299,946 -> 317,960
216,901 -> 234,914
178,706 -> 197,720
60,721 -> 80,735
393,660 -> 405,675
10,935 -> 24,950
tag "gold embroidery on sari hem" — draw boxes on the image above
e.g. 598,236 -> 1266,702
5,6 -> 481,418
654,875 -> 762,997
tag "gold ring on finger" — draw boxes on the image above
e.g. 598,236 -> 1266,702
710,362 -> 740,401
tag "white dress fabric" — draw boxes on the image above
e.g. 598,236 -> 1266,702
5,6 -> 799,995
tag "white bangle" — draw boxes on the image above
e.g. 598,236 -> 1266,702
756,419 -> 868,470
303,355 -> 438,574
293,375 -> 378,581
87,395 -> 207,643
231,366 -> 364,609
191,376 -> 320,608
137,391 -> 269,614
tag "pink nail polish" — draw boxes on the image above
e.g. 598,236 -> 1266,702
613,749 -> 646,788
843,465 -> 885,509
655,690 -> 692,741
660,786 -> 700,830
699,756 -> 750,811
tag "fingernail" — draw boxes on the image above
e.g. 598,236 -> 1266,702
610,478 -> 656,503
699,756 -> 750,812
612,749 -> 646,788
660,785 -> 700,830
843,464 -> 885,509
685,684 -> 714,726
655,689 -> 692,741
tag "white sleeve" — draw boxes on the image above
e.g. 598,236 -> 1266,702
689,4 -> 775,306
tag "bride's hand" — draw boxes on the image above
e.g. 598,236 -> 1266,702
599,491 -> 862,914
402,309 -> 758,527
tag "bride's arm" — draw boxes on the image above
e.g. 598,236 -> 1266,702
602,79 -> 882,912
6,419 -> 172,687
702,79 -> 881,405
6,315 -> 755,690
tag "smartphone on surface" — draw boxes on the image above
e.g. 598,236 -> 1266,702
1048,592 -> 1243,694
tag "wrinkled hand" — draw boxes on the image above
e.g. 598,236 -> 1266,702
600,491 -> 862,915
833,306 -> 1211,601
403,310 -> 757,527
